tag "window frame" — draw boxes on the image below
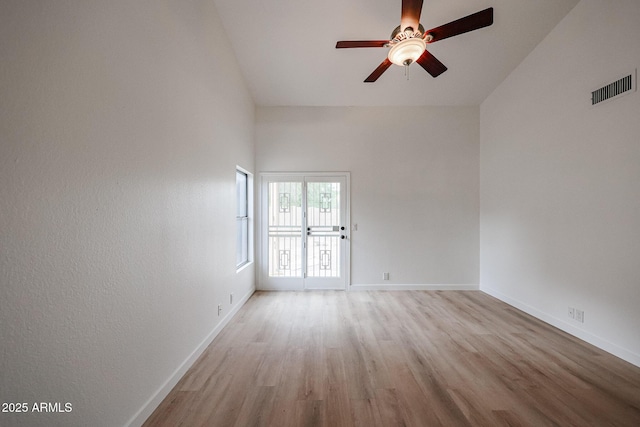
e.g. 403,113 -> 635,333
236,166 -> 253,271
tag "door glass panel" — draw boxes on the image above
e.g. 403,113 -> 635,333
306,182 -> 340,278
268,182 -> 302,277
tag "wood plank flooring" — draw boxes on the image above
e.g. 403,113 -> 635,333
143,291 -> 640,426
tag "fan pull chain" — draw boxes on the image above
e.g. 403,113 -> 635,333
404,64 -> 410,80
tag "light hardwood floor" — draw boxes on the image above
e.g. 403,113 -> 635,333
143,291 -> 640,426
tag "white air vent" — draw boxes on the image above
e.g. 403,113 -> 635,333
591,70 -> 636,106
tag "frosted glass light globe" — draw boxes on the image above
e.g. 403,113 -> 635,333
388,38 -> 426,66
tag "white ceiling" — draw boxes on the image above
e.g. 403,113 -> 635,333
212,0 -> 579,106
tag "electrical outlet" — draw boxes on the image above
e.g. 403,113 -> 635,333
568,307 -> 575,319
576,309 -> 584,323
383,272 -> 389,280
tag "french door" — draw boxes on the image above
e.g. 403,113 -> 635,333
259,173 -> 350,290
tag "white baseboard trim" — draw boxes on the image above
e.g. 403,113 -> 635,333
258,283 -> 302,291
481,286 -> 640,368
125,286 -> 256,427
349,283 -> 478,291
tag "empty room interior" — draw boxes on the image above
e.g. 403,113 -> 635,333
1,0 -> 640,426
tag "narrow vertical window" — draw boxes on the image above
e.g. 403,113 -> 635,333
236,168 -> 251,269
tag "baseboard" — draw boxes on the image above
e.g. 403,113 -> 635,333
481,286 -> 640,368
125,286 -> 256,427
349,283 -> 479,291
258,283 -> 302,291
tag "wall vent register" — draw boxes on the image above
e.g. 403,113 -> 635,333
591,70 -> 636,106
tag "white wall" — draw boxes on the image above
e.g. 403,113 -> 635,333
480,0 -> 640,366
0,1 -> 255,426
257,106 -> 479,289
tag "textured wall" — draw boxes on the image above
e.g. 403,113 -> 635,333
256,106 -> 479,289
0,0 -> 255,425
480,0 -> 640,366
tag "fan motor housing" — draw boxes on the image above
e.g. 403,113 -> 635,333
389,24 -> 426,43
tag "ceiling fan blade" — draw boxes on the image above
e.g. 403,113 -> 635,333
416,50 -> 447,78
336,41 -> 389,48
401,0 -> 424,32
364,58 -> 392,83
426,7 -> 494,43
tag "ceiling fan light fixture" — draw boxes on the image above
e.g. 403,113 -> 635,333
387,38 -> 426,66
336,4 -> 494,82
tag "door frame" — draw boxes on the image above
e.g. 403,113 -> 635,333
258,172 -> 350,291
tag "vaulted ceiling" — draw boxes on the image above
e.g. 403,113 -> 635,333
212,0 -> 580,106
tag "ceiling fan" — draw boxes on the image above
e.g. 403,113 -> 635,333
336,1 -> 494,82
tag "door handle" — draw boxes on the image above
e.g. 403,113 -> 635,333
341,235 -> 347,240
